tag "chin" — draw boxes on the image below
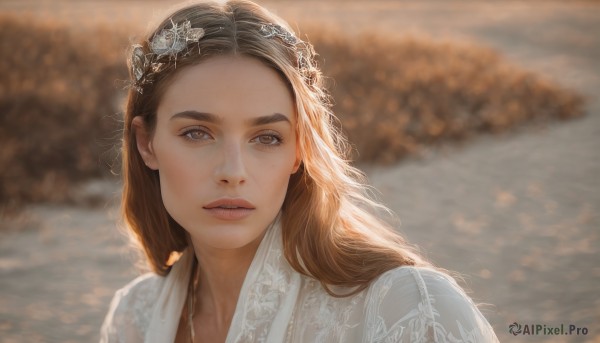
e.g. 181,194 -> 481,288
195,224 -> 266,250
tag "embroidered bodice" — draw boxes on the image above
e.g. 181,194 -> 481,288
100,217 -> 499,342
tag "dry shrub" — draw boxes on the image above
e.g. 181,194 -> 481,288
305,27 -> 585,163
0,14 -> 127,210
0,16 -> 585,209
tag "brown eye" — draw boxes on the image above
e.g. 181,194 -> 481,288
252,133 -> 283,147
180,128 -> 212,142
259,135 -> 277,144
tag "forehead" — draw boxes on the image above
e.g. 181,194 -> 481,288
156,55 -> 295,123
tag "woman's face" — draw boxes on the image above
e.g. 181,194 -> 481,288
134,55 -> 300,250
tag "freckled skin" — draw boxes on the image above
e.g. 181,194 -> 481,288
134,55 -> 300,251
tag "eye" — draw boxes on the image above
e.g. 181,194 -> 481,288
252,132 -> 283,146
180,127 -> 212,142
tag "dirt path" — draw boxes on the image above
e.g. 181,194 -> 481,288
1,1 -> 598,342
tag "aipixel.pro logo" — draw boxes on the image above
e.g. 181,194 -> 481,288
509,322 -> 589,336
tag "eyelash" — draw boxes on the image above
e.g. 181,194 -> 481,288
180,127 -> 212,142
179,127 -> 284,147
252,132 -> 284,147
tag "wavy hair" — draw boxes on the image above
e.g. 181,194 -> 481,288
121,0 -> 431,297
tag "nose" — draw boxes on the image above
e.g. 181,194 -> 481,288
213,141 -> 247,186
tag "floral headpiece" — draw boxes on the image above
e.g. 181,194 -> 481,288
129,19 -> 206,93
259,23 -> 298,45
128,21 -> 314,94
259,23 -> 316,86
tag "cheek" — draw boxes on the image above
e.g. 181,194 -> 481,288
251,148 -> 296,198
153,140 -> 209,210
159,155 -> 195,192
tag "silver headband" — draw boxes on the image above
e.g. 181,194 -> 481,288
129,19 -> 206,94
128,21 -> 311,94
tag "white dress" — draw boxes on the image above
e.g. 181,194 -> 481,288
100,214 -> 499,342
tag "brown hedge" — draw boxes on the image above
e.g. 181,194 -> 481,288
0,16 -> 584,209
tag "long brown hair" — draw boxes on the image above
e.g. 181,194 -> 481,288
121,0 -> 430,297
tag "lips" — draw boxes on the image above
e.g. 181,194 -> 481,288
203,198 -> 255,221
203,198 -> 255,209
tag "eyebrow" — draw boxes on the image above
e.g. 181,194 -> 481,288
170,111 -> 291,126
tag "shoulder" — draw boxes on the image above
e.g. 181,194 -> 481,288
364,265 -> 499,342
369,265 -> 466,301
100,273 -> 165,343
365,265 -> 467,321
114,272 -> 164,301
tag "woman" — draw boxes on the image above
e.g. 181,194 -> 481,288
101,0 -> 499,342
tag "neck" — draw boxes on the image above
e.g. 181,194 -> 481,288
190,231 -> 266,328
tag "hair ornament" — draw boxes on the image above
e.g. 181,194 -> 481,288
259,23 -> 317,86
150,20 -> 205,56
131,45 -> 149,83
259,23 -> 299,45
128,19 -> 206,94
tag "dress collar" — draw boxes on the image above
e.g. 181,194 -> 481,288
146,211 -> 299,343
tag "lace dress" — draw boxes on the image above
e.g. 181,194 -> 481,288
100,215 -> 499,343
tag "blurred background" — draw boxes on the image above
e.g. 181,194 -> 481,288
0,0 -> 598,342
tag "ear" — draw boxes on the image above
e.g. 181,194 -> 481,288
132,116 -> 159,170
291,147 -> 302,174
